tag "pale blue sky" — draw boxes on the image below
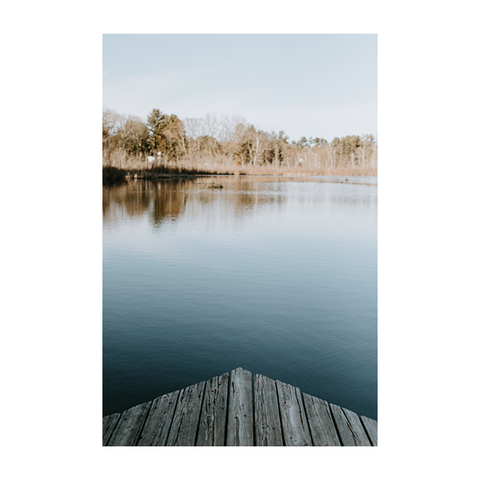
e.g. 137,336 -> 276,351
103,34 -> 377,142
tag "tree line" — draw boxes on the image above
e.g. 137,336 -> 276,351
102,108 -> 377,173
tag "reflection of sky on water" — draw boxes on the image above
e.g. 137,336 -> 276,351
103,176 -> 377,420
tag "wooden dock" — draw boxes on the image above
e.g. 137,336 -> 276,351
103,367 -> 377,446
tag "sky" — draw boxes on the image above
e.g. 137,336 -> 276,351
103,34 -> 377,142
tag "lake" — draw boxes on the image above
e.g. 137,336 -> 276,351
103,175 -> 377,420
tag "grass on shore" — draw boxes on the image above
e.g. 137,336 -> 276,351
103,156 -> 377,185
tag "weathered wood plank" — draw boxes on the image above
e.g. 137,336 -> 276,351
226,367 -> 254,446
106,401 -> 152,446
330,404 -> 372,446
360,416 -> 378,446
303,393 -> 341,446
276,381 -> 312,446
103,412 -> 120,446
254,374 -> 283,446
102,367 -> 377,447
136,390 -> 180,446
165,381 -> 205,446
196,373 -> 229,446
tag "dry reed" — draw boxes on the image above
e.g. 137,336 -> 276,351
103,150 -> 377,183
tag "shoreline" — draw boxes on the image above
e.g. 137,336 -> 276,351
103,165 -> 377,186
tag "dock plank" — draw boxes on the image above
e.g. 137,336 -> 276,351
165,381 -> 205,446
136,390 -> 180,446
226,367 -> 254,446
103,413 -> 120,446
330,404 -> 372,446
276,381 -> 312,446
196,373 -> 229,446
102,367 -> 377,447
360,416 -> 378,446
303,393 -> 341,446
106,401 -> 152,446
254,374 -> 283,446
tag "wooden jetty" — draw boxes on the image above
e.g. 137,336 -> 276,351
103,367 -> 377,446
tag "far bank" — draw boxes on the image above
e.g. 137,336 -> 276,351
103,164 -> 377,186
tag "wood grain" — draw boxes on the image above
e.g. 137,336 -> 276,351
102,413 -> 120,446
136,390 -> 180,446
106,401 -> 152,446
254,374 -> 283,446
102,367 -> 378,448
303,393 -> 341,446
360,416 -> 378,446
330,404 -> 372,446
165,381 -> 205,446
276,380 -> 312,446
226,367 -> 254,446
196,373 -> 229,446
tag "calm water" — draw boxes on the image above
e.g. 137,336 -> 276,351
103,175 -> 377,419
